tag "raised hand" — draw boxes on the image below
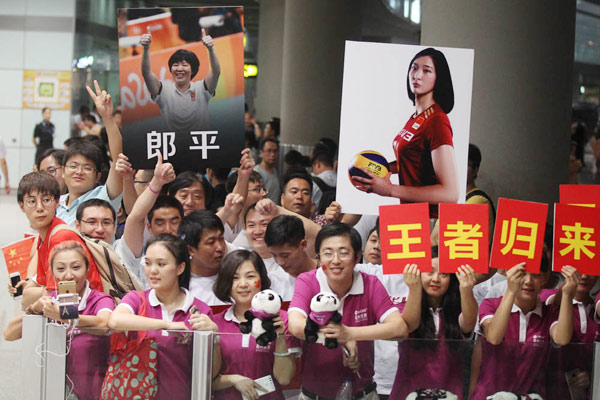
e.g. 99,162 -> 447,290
238,148 -> 255,178
561,265 -> 581,299
505,262 -> 526,295
223,193 -> 245,215
153,154 -> 176,187
456,264 -> 477,292
403,263 -> 421,290
85,80 -> 113,121
255,198 -> 278,216
115,153 -> 135,181
324,201 -> 343,223
201,28 -> 214,49
140,26 -> 152,49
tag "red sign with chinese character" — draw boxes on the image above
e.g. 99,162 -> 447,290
560,184 -> 600,208
379,203 -> 431,274
553,204 -> 600,275
490,198 -> 548,273
438,203 -> 489,273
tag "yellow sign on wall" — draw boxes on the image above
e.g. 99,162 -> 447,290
22,70 -> 71,110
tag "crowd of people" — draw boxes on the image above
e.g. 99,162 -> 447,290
3,81 -> 598,400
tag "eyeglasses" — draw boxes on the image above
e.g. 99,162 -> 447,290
248,186 -> 267,194
23,196 -> 56,208
319,250 -> 354,261
42,167 -> 61,176
65,163 -> 96,174
80,219 -> 115,228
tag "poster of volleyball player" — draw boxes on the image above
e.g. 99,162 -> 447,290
118,7 -> 245,170
337,41 -> 474,216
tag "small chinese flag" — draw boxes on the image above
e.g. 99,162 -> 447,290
490,198 -> 548,273
2,236 -> 36,278
379,203 -> 432,274
439,203 -> 489,274
560,184 -> 600,208
553,204 -> 600,275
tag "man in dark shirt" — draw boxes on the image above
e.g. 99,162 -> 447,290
33,107 -> 55,164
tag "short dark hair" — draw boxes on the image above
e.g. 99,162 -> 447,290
282,169 -> 312,194
266,117 -> 280,136
42,107 -> 50,114
468,144 -> 482,169
84,114 -> 97,124
211,167 -> 230,182
311,143 -> 335,167
259,137 -> 279,151
146,234 -> 191,289
540,251 -> 550,274
168,171 -> 213,209
225,171 -> 263,194
213,250 -> 271,303
315,222 -> 362,257
36,148 -> 65,171
76,198 -> 116,223
168,49 -> 200,79
147,195 -> 184,223
243,202 -> 258,225
17,172 -> 60,203
178,210 -> 224,248
63,141 -> 104,173
407,47 -> 454,114
265,215 -> 305,247
284,150 -> 310,169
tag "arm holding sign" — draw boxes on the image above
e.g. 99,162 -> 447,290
481,263 -> 525,345
456,264 -> 478,334
550,266 -> 578,346
140,27 -> 161,99
201,29 -> 221,95
401,263 -> 423,332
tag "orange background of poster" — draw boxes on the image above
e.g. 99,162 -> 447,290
379,203 -> 432,274
553,203 -> 600,275
119,32 -> 244,125
438,203 -> 489,274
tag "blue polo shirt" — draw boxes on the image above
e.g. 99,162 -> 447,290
57,184 -> 123,226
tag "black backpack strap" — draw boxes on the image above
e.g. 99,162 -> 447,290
311,176 -> 333,192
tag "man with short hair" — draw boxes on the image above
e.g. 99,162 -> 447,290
57,83 -> 123,226
265,215 -> 318,279
37,149 -> 66,195
75,198 -> 117,243
311,142 -> 337,211
288,223 -> 408,400
280,170 -> 313,219
178,210 -> 232,305
254,138 -> 281,203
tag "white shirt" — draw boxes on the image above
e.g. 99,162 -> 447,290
155,79 -> 213,133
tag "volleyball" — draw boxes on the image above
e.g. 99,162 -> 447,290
348,150 -> 390,191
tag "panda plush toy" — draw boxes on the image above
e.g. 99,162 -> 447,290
239,289 -> 282,347
304,292 -> 342,349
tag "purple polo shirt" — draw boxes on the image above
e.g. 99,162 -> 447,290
288,268 -> 397,398
118,288 -> 213,400
389,303 -> 467,399
472,297 -> 560,399
212,307 -> 301,400
50,282 -> 114,400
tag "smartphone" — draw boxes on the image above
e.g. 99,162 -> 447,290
57,281 -> 78,320
9,272 -> 23,298
58,280 -> 77,295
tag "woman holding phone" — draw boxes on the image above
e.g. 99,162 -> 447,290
353,48 -> 459,216
4,240 -> 114,400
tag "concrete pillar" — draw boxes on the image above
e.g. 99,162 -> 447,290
280,0 -> 361,145
254,0 -> 285,122
421,0 -> 576,204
